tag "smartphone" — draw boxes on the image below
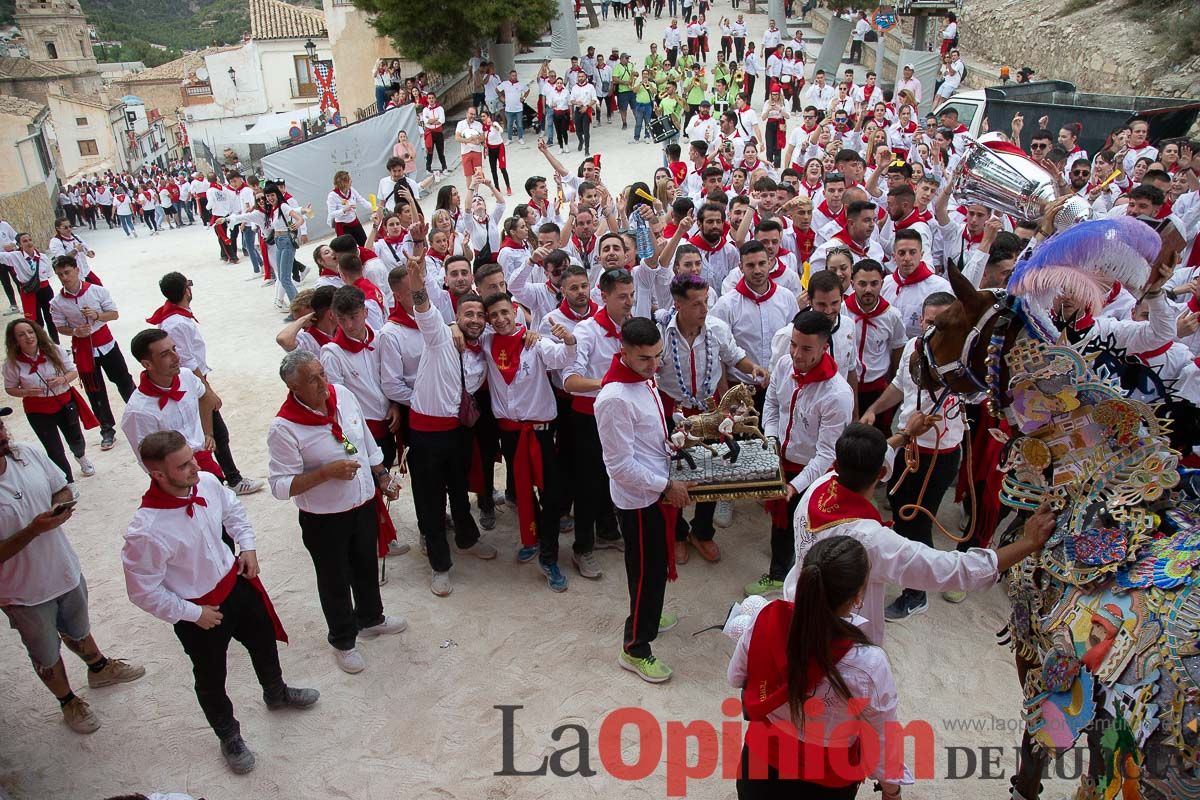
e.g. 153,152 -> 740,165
52,500 -> 78,516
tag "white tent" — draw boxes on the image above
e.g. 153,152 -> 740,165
239,106 -> 323,142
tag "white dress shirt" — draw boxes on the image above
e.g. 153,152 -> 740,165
410,305 -> 486,419
880,271 -> 953,339
48,235 -> 93,280
50,283 -> 118,356
847,302 -> 907,384
123,473 -> 255,624
326,188 -> 370,225
158,313 -> 210,377
563,314 -> 624,408
0,444 -> 78,606
267,384 -> 383,514
769,313 -> 858,382
319,330 -> 391,423
655,312 -> 746,408
480,333 -> 575,421
378,319 -> 424,405
595,372 -> 672,509
121,370 -> 207,470
762,357 -> 854,493
710,284 -> 799,382
2,345 -> 75,400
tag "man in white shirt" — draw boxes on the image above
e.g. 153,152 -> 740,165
377,157 -> 422,213
498,70 -> 527,145
880,229 -> 952,339
802,69 -> 836,110
663,19 -> 684,65
934,50 -> 963,108
1,409 -> 145,735
895,63 -> 922,105
124,430 -> 318,774
569,71 -> 598,156
419,92 -> 448,176
849,12 -> 869,64
731,15 -> 748,61
762,18 -> 782,61
844,259 -> 907,433
454,106 -> 486,181
595,317 -> 693,683
205,174 -> 238,264
267,351 -> 407,674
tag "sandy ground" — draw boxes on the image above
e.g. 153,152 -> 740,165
0,11 -> 1079,800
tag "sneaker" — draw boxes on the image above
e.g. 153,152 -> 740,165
559,515 -> 575,533
479,508 -> 496,530
220,734 -> 256,774
519,138 -> 526,145
690,535 -> 721,562
76,455 -> 95,477
713,500 -> 734,528
334,647 -> 366,674
744,574 -> 784,597
628,137 -> 640,144
572,550 -> 602,578
61,696 -> 101,734
360,615 -> 408,637
594,534 -> 625,551
493,490 -> 508,506
659,611 -> 679,631
942,590 -> 968,604
885,590 -> 929,621
67,482 -> 80,499
5,306 -> 21,315
517,544 -> 540,563
300,264 -> 311,282
232,478 -> 265,496
506,187 -> 513,196
618,651 -> 672,683
674,539 -> 689,565
387,540 -> 410,556
431,570 -> 452,597
263,279 -> 276,287
100,433 -> 115,451
87,657 -> 146,688
455,541 -> 498,559
541,562 -> 568,592
264,686 -> 320,710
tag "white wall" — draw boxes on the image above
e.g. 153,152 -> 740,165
258,39 -> 333,111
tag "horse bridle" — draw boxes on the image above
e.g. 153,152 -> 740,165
918,289 -> 1014,409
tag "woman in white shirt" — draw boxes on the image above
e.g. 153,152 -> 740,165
325,170 -> 371,246
940,12 -> 958,55
547,76 -> 572,154
728,535 -> 909,799
4,318 -> 94,486
138,184 -> 160,235
742,43 -> 761,103
225,185 -> 305,304
480,111 -> 513,195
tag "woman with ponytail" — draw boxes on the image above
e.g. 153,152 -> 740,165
1058,122 -> 1088,177
728,535 -> 909,799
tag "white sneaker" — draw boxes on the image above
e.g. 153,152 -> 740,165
232,478 -> 265,496
714,500 -> 734,528
431,571 -> 452,597
360,615 -> 408,637
67,482 -> 80,499
387,540 -> 410,556
334,647 -> 366,674
76,456 -> 95,477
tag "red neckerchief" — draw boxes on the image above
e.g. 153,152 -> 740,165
571,234 -> 595,256
817,200 -> 846,228
952,124 -> 968,134
769,253 -> 789,280
892,261 -> 935,287
146,301 -> 196,325
1070,145 -> 1083,154
332,325 -> 375,353
800,178 -> 821,194
794,228 -> 815,263
115,193 -> 126,202
276,384 -> 345,444
780,352 -> 837,454
806,475 -> 883,530
1137,342 -> 1172,364
334,187 -> 352,201
559,298 -> 597,321
60,282 -> 90,302
15,350 -> 46,374
593,307 -> 621,338
309,325 -> 335,346
500,236 -> 527,252
735,277 -> 778,304
831,229 -> 868,258
490,326 -> 527,384
139,480 -> 208,518
137,371 -> 186,409
963,227 -> 984,247
1104,282 -> 1122,306
893,207 -> 928,231
527,198 -> 549,218
740,158 -> 762,173
354,277 -> 385,311
845,294 -> 891,375
544,279 -> 561,302
388,304 -> 418,329
689,231 -> 728,254
382,234 -> 407,246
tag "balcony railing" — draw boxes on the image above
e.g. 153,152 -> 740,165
181,82 -> 214,106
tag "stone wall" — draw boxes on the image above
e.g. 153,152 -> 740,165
0,183 -> 55,250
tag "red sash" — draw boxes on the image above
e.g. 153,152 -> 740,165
189,563 -> 288,644
497,418 -> 550,547
21,386 -> 99,429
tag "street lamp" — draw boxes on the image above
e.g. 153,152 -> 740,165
304,38 -> 317,64
227,66 -> 237,88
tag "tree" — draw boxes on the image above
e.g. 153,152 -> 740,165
352,0 -> 559,76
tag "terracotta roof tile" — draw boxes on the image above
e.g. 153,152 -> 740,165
249,0 -> 327,41
117,45 -> 242,83
0,93 -> 47,120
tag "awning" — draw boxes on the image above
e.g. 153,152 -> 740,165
239,106 -> 323,141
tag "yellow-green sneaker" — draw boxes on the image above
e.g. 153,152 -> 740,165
619,651 -> 672,683
744,574 -> 784,597
659,612 -> 678,632
942,590 -> 967,604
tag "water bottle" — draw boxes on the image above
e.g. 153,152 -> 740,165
634,210 -> 655,261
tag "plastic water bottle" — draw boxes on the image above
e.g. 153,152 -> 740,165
634,211 -> 655,261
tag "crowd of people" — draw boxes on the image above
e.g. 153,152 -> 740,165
4,5 -> 1200,799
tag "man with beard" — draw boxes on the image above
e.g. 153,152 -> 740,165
406,254 -> 498,597
510,247 -> 572,328
479,293 -> 577,589
1,406 -> 145,735
844,260 -> 907,438
880,229 -> 952,339
420,254 -> 476,325
596,317 -> 693,683
688,203 -> 742,292
810,201 -> 885,271
878,184 -> 933,262
772,269 -> 857,387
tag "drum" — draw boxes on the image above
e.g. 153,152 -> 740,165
648,116 -> 679,143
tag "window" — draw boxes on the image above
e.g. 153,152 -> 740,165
45,41 -> 58,59
293,55 -> 318,98
75,116 -> 88,126
78,139 -> 99,156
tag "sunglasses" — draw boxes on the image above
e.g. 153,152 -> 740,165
824,172 -> 845,182
1030,142 -> 1050,150
1071,169 -> 1091,176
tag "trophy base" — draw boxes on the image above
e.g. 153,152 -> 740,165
671,437 -> 787,502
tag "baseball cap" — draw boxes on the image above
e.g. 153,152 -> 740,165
699,99 -> 712,107
903,63 -> 914,70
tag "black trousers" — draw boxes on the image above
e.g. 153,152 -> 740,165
24,285 -> 58,343
769,489 -> 803,581
27,404 -> 85,482
210,409 -> 244,487
571,410 -> 618,553
173,576 -> 285,741
337,219 -> 367,247
215,220 -> 236,261
889,446 -> 961,595
573,109 -> 592,150
374,427 -> 397,470
553,111 -> 570,149
744,75 -> 757,104
620,503 -> 669,658
473,386 -> 503,510
83,344 -> 135,436
857,385 -> 895,440
736,744 -> 861,799
734,37 -> 746,61
765,119 -> 782,167
848,39 -> 863,64
408,426 -> 481,573
99,204 -> 115,227
298,499 -> 385,650
554,393 -> 575,518
198,198 -> 212,225
499,426 -> 563,565
0,264 -> 15,306
487,147 -> 511,191
425,131 -> 447,171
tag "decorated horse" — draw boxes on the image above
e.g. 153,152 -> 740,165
681,383 -> 770,448
915,217 -> 1200,800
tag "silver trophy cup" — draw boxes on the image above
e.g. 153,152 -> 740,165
951,140 -> 1059,221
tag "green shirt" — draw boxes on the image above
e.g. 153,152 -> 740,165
644,53 -> 665,71
635,79 -> 658,104
676,54 -> 696,73
684,78 -> 708,106
658,95 -> 684,126
711,65 -> 732,88
612,63 -> 635,93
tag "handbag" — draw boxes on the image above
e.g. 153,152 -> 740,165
18,258 -> 40,295
457,351 -> 480,427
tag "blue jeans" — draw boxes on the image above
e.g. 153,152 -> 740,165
118,213 -> 135,235
274,234 -> 298,301
505,110 -> 523,141
241,225 -> 262,273
634,101 -> 653,140
374,85 -> 389,111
